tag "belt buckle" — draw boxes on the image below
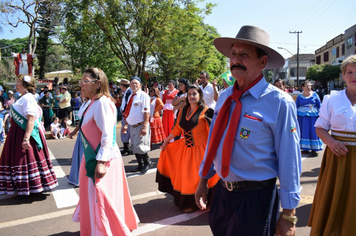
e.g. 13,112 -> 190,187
225,181 -> 234,191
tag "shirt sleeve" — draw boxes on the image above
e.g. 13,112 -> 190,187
273,97 -> 301,209
23,95 -> 38,117
155,98 -> 164,113
170,109 -> 183,136
141,93 -> 150,114
93,97 -> 117,161
314,94 -> 331,130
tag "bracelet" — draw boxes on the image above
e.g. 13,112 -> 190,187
23,138 -> 29,142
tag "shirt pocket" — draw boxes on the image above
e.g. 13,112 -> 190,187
237,113 -> 270,147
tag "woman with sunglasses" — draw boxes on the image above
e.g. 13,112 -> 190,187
72,68 -> 138,235
156,85 -> 220,213
149,87 -> 166,144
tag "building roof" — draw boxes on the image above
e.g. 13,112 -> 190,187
288,54 -> 315,62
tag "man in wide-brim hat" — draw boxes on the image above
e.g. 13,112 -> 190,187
195,25 -> 301,235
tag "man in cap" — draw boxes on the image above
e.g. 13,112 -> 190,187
120,79 -> 133,155
121,77 -> 153,174
195,26 -> 301,235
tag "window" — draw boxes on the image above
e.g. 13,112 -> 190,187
336,47 -> 340,58
324,52 -> 329,62
290,68 -> 295,77
347,37 -> 353,49
342,44 -> 345,55
316,55 -> 321,64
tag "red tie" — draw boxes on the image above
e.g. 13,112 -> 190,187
202,74 -> 263,178
124,93 -> 136,120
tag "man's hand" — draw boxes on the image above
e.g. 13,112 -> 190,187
212,79 -> 217,87
140,126 -> 147,136
274,216 -> 296,236
122,125 -> 128,134
195,178 -> 209,210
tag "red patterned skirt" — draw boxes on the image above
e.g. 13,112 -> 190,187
150,117 -> 166,144
0,119 -> 58,196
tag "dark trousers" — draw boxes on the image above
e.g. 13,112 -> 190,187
209,182 -> 279,236
43,109 -> 51,128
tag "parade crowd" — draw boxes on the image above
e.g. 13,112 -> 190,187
1,25 -> 356,236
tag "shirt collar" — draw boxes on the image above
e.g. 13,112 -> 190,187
241,76 -> 267,99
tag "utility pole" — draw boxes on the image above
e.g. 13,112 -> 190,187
289,31 -> 302,87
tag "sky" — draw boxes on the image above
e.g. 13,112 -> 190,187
1,0 -> 356,59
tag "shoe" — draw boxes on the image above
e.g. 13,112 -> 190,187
310,151 -> 318,157
55,137 -> 58,140
301,150 -> 309,155
130,154 -> 143,172
60,136 -> 64,139
141,154 -> 153,174
183,207 -> 197,213
121,143 -> 131,155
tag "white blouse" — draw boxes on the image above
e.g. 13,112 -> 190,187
11,93 -> 41,119
315,89 -> 356,132
81,96 -> 120,161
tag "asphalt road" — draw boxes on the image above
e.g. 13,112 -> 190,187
0,123 -> 321,236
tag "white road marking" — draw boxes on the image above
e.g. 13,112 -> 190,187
48,148 -> 79,209
126,168 -> 157,178
131,190 -> 164,201
0,208 -> 76,229
132,209 -> 210,236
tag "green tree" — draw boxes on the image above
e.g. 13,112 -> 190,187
306,64 -> 341,87
63,0 -> 216,82
36,0 -> 62,79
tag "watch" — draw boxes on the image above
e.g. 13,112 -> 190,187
281,214 -> 298,225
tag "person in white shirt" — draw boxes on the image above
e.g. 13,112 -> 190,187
39,86 -> 53,99
50,117 -> 63,139
198,71 -> 219,109
121,77 -> 152,174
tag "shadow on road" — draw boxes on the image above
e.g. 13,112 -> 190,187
296,203 -> 312,227
0,192 -> 50,206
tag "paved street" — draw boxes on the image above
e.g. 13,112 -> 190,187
0,123 -> 321,236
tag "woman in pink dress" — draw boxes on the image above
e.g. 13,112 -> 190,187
72,68 -> 139,235
162,80 -> 179,137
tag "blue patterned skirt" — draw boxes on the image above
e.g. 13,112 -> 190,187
297,115 -> 323,151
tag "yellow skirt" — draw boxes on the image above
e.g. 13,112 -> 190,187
308,130 -> 356,236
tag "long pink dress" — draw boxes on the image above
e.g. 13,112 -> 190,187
72,96 -> 139,235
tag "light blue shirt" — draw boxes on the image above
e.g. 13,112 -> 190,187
199,77 -> 301,209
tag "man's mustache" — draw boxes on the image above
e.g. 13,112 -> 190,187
230,64 -> 247,71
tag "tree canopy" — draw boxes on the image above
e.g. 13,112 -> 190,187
306,64 -> 341,86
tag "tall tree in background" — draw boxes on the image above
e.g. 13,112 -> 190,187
63,0 -> 216,81
36,0 -> 61,79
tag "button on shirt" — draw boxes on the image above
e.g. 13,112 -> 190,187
199,78 -> 301,210
125,90 -> 150,125
200,83 -> 216,109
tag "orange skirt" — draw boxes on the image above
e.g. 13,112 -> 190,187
150,117 -> 166,144
156,138 -> 220,209
308,130 -> 356,235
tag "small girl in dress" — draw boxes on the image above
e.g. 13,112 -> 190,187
60,117 -> 71,139
50,117 -> 62,139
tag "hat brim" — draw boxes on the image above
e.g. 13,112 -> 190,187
214,38 -> 285,69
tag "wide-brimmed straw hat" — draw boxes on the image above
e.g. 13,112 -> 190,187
120,79 -> 130,85
214,25 -> 285,69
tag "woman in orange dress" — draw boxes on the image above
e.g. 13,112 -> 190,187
156,85 -> 220,213
162,80 -> 179,137
149,87 -> 166,144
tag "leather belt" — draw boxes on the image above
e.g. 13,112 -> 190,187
132,122 -> 143,128
221,178 -> 276,192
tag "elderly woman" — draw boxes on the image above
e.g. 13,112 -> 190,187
156,85 -> 220,213
296,81 -> 323,157
308,55 -> 356,235
0,74 -> 58,198
72,68 -> 139,235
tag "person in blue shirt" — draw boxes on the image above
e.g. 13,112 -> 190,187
195,26 -> 301,236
